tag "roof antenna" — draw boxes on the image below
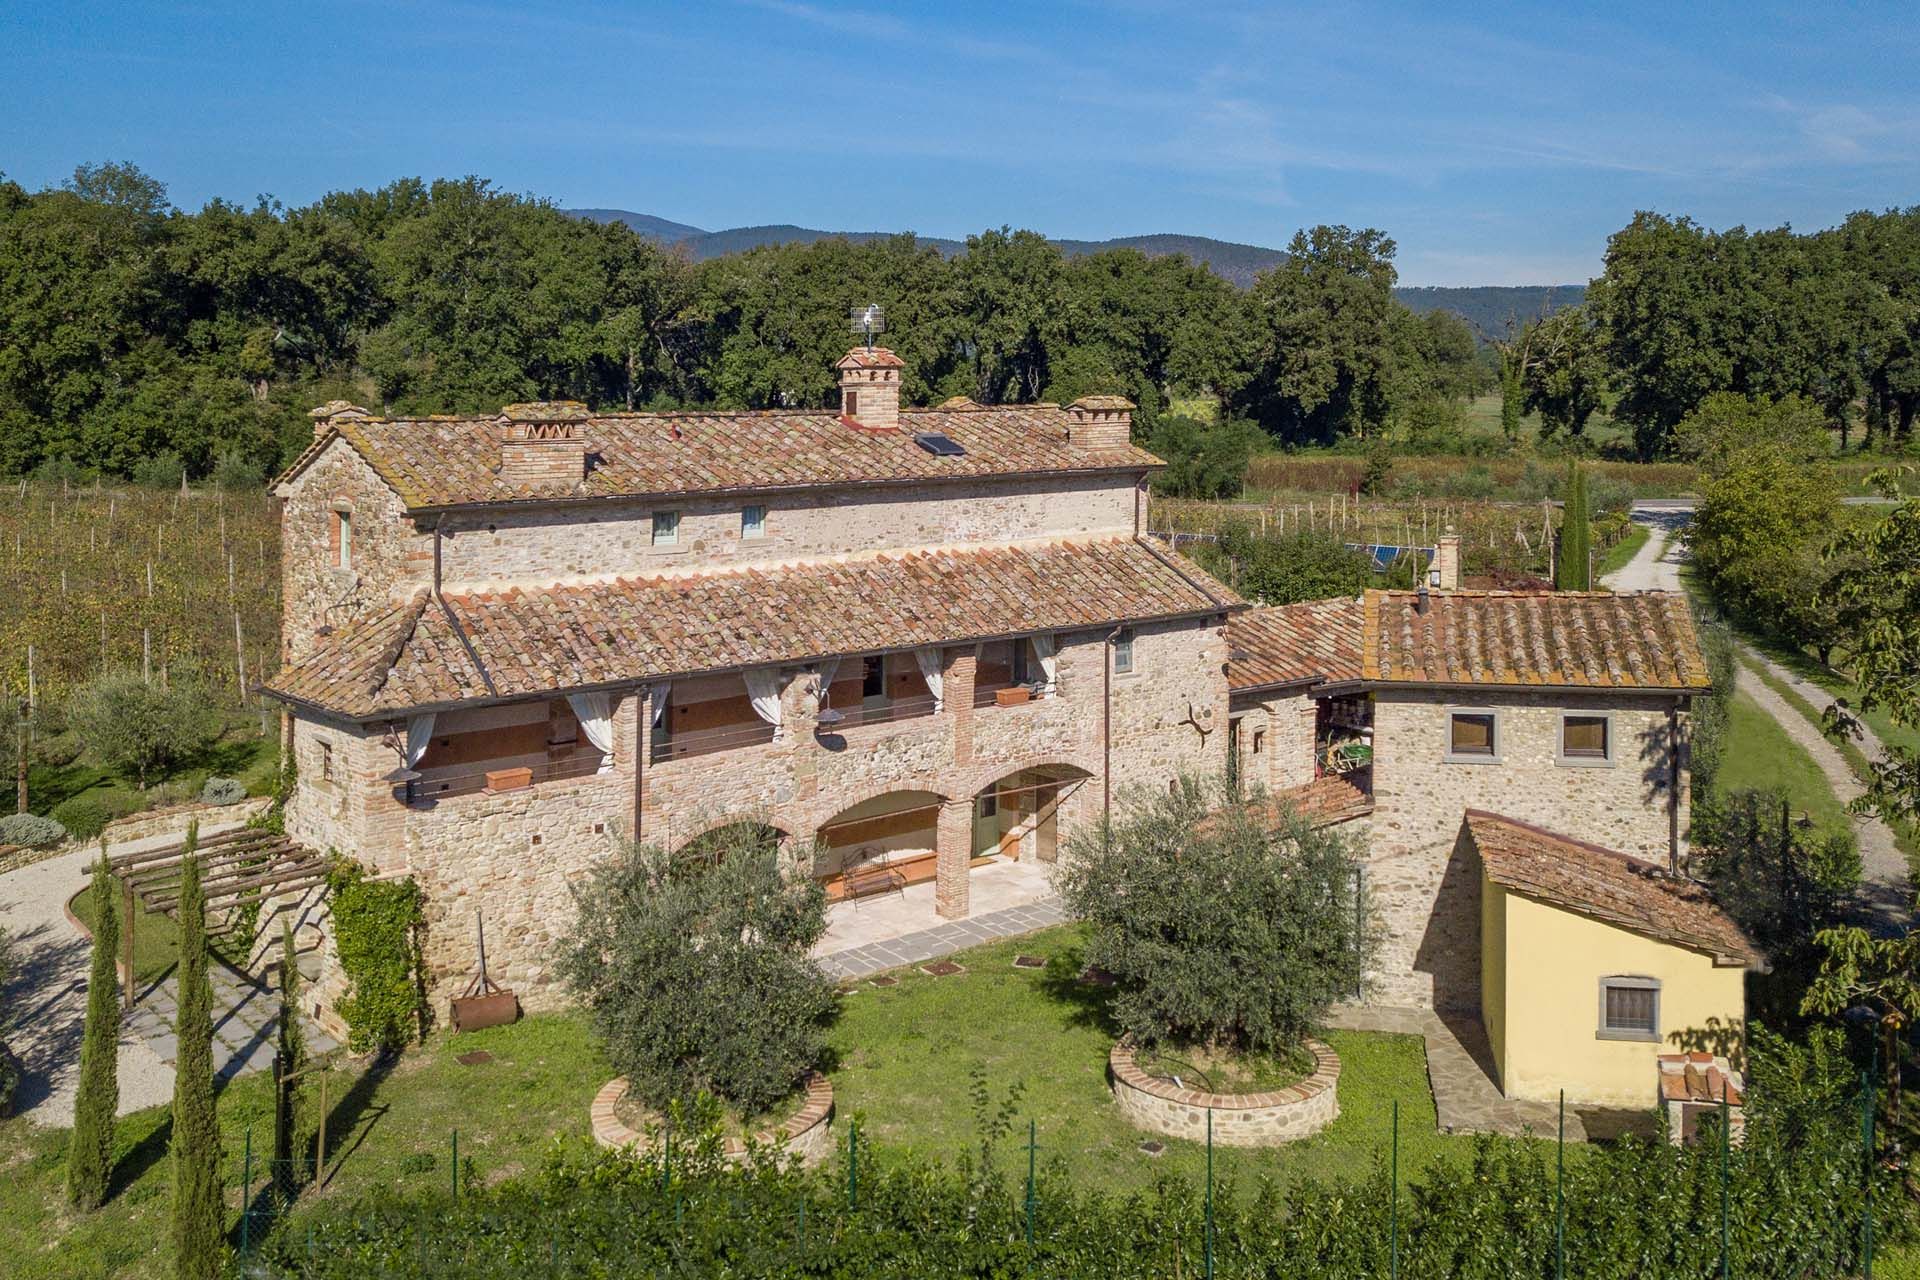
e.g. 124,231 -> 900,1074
849,302 -> 885,352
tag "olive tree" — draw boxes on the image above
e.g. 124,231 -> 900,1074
558,827 -> 835,1115
1054,776 -> 1374,1055
65,672 -> 216,789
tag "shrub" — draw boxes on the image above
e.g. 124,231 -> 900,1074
1146,416 -> 1262,500
558,827 -> 835,1115
1191,523 -> 1374,607
210,449 -> 265,492
0,812 -> 67,849
200,776 -> 247,805
1054,776 -> 1374,1054
64,671 -> 217,789
50,795 -> 111,842
131,449 -> 185,489
325,858 -> 426,1054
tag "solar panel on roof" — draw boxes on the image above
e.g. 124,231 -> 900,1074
913,432 -> 967,457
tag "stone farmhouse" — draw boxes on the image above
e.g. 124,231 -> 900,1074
262,344 -> 1754,1103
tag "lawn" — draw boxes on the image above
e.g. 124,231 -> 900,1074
1711,689 -> 1852,836
1596,520 -> 1650,579
26,723 -> 280,827
65,882 -> 254,983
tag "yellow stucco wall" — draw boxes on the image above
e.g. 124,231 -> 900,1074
1483,875 -> 1747,1107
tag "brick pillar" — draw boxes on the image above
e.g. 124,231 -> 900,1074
946,646 -> 977,765
935,798 -> 972,920
1435,530 -> 1461,591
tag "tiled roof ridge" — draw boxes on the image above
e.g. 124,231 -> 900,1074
292,402 -> 1080,427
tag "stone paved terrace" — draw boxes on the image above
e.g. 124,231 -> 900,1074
124,958 -> 339,1087
814,859 -> 1065,981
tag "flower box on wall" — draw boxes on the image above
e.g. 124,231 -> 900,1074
994,688 -> 1031,708
484,766 -> 534,793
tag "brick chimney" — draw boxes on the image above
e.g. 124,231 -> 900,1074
308,400 -> 370,441
1066,396 -> 1135,451
499,401 -> 591,488
836,346 -> 904,432
1435,529 -> 1461,590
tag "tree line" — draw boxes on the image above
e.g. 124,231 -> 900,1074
3,162 -> 1916,480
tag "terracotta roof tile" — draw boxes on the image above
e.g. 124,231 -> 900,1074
1361,590 -> 1710,691
275,401 -> 1160,512
265,537 -> 1238,718
1467,811 -> 1761,967
1227,599 -> 1364,690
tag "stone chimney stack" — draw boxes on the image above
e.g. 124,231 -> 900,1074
499,401 -> 591,488
308,400 -> 370,441
836,346 -> 904,432
1066,396 -> 1135,451
1435,529 -> 1461,591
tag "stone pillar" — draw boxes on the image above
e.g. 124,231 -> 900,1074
947,645 -> 978,765
935,798 -> 972,920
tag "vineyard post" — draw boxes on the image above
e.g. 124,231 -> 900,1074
143,629 -> 151,684
234,612 -> 247,706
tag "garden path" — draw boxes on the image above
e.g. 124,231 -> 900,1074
0,817 -> 336,1127
1606,507 -> 1910,931
815,861 -> 1066,980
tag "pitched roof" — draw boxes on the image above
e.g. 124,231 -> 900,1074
264,537 -> 1239,718
276,402 -> 1161,512
1466,811 -> 1761,967
1362,590 -> 1710,691
1227,599 -> 1364,691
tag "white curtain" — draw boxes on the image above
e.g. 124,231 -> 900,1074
403,714 -> 436,767
566,692 -> 615,772
744,668 -> 786,738
814,658 -> 843,724
914,647 -> 945,712
649,683 -> 670,727
1031,634 -> 1058,694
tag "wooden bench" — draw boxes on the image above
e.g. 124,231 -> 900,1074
841,861 -> 907,903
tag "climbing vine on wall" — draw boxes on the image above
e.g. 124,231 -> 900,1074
325,857 -> 425,1054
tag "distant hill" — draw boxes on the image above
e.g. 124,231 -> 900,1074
1395,284 -> 1587,341
568,209 -> 1584,314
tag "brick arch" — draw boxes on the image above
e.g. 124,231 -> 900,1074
798,782 -> 951,839
951,754 -> 1100,806
671,818 -> 792,858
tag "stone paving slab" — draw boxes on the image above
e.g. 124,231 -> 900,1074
817,894 -> 1069,980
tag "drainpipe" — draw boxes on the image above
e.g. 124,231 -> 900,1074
1103,624 -> 1122,846
633,686 -> 646,846
1668,699 -> 1682,872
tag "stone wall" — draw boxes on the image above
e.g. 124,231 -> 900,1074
431,475 -> 1138,590
1108,1039 -> 1341,1146
277,438 -> 427,664
1229,689 -> 1317,795
1362,688 -> 1688,1011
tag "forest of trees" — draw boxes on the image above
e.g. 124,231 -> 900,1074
1,162 -> 1915,482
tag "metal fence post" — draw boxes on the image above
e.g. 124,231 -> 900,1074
1204,1108 -> 1214,1280
848,1118 -> 858,1210
1390,1099 -> 1399,1280
1025,1118 -> 1036,1249
1555,1090 -> 1565,1280
1719,1091 -> 1730,1280
241,1125 -> 253,1254
1863,1069 -> 1876,1279
452,1128 -> 460,1202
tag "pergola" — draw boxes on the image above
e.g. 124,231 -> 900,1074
106,826 -> 326,1010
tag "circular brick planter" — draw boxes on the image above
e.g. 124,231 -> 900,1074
590,1072 -> 835,1168
1109,1038 -> 1340,1146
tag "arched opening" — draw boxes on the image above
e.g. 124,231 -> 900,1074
676,821 -> 789,868
969,764 -> 1094,865
813,790 -> 944,901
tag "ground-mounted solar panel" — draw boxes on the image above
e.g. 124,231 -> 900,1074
913,432 -> 967,457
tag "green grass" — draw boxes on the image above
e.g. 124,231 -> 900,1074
1597,520 -> 1651,579
66,884 -> 189,983
829,924 -> 1494,1193
1711,690 -> 1853,835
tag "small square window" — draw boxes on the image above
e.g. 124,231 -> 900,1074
651,510 -> 680,546
1448,712 -> 1497,759
1599,977 -> 1660,1041
1113,629 -> 1135,674
1562,713 -> 1611,762
741,504 -> 767,539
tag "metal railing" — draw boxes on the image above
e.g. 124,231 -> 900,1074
817,694 -> 939,732
408,751 -> 608,803
650,718 -> 778,764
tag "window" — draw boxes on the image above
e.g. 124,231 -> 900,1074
319,740 -> 334,783
1447,711 -> 1497,760
1598,976 -> 1661,1041
333,509 -> 352,570
1560,713 -> 1612,764
651,510 -> 680,546
741,504 -> 767,539
1113,629 -> 1135,674
843,389 -> 859,418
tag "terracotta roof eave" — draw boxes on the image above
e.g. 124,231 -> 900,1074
264,600 -> 1234,724
1230,673 -> 1327,695
1362,677 -> 1707,695
395,462 -> 1166,517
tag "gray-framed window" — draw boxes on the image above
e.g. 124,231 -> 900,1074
1445,709 -> 1500,762
1597,975 -> 1661,1042
651,510 -> 680,546
1113,629 -> 1136,675
741,504 -> 767,539
1559,711 -> 1614,765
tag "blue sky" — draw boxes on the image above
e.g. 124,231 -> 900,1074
2,1 -> 1915,285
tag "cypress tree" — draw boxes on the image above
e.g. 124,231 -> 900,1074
1557,462 -> 1592,590
272,917 -> 305,1200
66,850 -> 120,1210
169,824 -> 223,1279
